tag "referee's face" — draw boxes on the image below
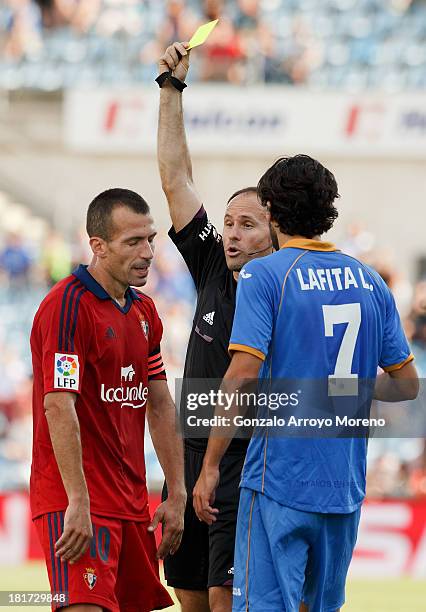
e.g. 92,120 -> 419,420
103,206 -> 157,288
223,192 -> 272,273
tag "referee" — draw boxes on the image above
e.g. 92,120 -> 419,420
157,42 -> 277,612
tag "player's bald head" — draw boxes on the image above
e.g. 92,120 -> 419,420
87,188 -> 150,241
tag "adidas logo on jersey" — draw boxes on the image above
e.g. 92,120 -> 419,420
105,326 -> 116,339
203,311 -> 215,326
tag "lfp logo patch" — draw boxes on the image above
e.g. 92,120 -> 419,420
83,567 -> 97,590
54,353 -> 79,390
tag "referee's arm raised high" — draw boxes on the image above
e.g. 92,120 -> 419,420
157,41 -> 201,233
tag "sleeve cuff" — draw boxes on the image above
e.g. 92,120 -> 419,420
168,206 -> 206,241
148,372 -> 167,381
228,343 -> 265,361
148,350 -> 166,379
382,354 -> 414,372
43,387 -> 81,396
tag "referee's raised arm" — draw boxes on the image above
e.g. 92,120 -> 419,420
157,41 -> 203,233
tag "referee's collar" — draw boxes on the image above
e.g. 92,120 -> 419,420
281,238 -> 338,252
72,264 -> 142,302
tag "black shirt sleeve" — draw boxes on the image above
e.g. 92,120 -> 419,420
168,206 -> 225,290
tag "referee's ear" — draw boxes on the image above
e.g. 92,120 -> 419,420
269,224 -> 279,252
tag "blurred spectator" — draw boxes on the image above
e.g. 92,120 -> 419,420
35,0 -> 100,32
234,0 -> 259,31
390,0 -> 414,14
158,0 -> 198,46
42,230 -> 72,287
199,0 -> 245,83
2,0 -> 42,60
145,235 -> 195,305
140,0 -> 199,77
367,452 -> 409,498
342,224 -> 412,315
280,16 -> 324,85
409,440 -> 426,497
96,0 -> 142,37
405,282 -> 426,381
341,223 -> 376,258
0,233 -> 32,289
0,374 -> 32,491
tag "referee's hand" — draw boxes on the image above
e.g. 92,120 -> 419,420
193,465 -> 220,525
158,41 -> 190,82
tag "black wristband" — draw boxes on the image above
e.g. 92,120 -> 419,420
155,71 -> 187,92
169,75 -> 187,92
155,71 -> 171,88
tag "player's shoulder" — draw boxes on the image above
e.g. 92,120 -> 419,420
239,252 -> 287,291
240,256 -> 270,279
39,274 -> 79,305
242,248 -> 299,276
133,289 -> 160,318
34,274 -> 90,322
133,288 -> 153,304
338,253 -> 390,297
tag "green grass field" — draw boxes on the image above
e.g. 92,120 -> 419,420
0,562 -> 425,611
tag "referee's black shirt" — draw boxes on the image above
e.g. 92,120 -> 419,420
169,206 -> 249,454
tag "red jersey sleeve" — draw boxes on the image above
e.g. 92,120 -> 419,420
147,300 -> 167,381
33,280 -> 91,395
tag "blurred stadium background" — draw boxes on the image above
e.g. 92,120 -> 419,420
0,0 -> 425,610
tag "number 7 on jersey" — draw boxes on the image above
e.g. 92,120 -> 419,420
323,303 -> 361,396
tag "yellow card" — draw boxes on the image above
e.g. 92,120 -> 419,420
187,19 -> 219,50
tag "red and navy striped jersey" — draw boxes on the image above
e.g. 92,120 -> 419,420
30,265 -> 166,521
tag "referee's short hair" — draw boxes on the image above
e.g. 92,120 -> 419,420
227,187 -> 258,205
87,188 -> 150,240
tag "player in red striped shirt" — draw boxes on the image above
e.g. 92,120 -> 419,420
30,188 -> 186,611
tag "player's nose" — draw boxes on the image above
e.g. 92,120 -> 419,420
139,241 -> 154,260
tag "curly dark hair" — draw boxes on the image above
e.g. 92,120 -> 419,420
257,155 -> 339,238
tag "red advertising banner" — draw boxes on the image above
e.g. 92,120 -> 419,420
351,499 -> 426,578
1,493 -> 425,577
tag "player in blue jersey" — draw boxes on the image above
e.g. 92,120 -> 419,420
193,155 -> 419,612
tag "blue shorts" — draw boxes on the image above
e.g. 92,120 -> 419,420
232,488 -> 361,612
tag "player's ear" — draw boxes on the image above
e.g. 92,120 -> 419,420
89,236 -> 108,258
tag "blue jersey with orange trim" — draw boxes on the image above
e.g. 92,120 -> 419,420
30,265 -> 166,521
229,239 -> 413,513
